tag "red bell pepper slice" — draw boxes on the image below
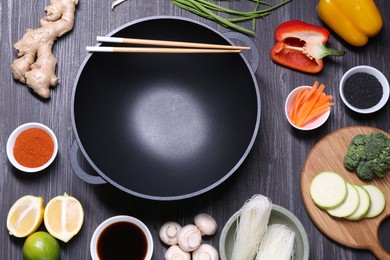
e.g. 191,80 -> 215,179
270,20 -> 345,73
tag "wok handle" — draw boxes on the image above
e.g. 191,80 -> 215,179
225,31 -> 259,72
69,141 -> 107,185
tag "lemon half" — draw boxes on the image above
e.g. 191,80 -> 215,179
44,193 -> 84,243
7,195 -> 44,238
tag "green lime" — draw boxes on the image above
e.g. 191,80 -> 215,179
22,231 -> 60,260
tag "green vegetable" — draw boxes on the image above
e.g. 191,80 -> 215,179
344,131 -> 390,181
362,185 -> 386,218
309,171 -> 347,209
327,183 -> 360,218
170,0 -> 292,35
345,185 -> 371,221
310,172 -> 385,220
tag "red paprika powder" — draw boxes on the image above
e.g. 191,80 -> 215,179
13,128 -> 54,168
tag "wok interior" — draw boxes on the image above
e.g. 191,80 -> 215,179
73,19 -> 259,197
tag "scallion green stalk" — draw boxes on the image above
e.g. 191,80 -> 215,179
170,0 -> 292,35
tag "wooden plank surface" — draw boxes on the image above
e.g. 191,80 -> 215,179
1,0 -> 389,259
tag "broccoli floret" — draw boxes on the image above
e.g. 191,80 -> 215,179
356,161 -> 376,181
365,135 -> 387,160
367,160 -> 386,177
368,144 -> 390,177
351,134 -> 367,146
369,131 -> 388,141
344,138 -> 367,171
344,131 -> 390,181
344,155 -> 359,171
345,144 -> 366,161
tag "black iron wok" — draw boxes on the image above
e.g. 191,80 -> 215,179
70,16 -> 260,200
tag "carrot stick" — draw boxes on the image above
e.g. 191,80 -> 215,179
288,82 -> 334,128
301,81 -> 319,103
313,92 -> 332,104
291,88 -> 309,123
311,102 -> 335,114
295,84 -> 325,126
289,88 -> 304,120
301,107 -> 330,126
314,94 -> 333,108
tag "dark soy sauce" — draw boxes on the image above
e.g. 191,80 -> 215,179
97,221 -> 148,260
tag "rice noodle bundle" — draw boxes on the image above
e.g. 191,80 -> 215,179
255,224 -> 295,260
231,194 -> 272,260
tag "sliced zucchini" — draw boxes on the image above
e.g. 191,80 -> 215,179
310,172 -> 347,209
345,185 -> 370,220
327,183 -> 360,218
363,185 -> 386,218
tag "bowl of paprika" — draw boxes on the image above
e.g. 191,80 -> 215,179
6,122 -> 58,173
339,65 -> 389,114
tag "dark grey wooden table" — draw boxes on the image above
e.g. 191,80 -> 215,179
1,0 -> 389,259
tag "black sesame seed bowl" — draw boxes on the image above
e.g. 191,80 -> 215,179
340,65 -> 389,114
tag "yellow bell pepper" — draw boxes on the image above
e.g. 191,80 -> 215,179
317,0 -> 383,46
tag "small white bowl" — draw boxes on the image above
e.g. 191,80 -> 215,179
90,215 -> 153,260
339,65 -> 389,114
6,122 -> 58,173
285,86 -> 331,131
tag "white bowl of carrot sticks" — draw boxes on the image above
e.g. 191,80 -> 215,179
285,82 -> 335,131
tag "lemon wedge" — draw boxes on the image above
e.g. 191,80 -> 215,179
44,193 -> 84,243
7,195 -> 44,238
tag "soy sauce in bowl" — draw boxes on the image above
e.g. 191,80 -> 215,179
90,215 -> 153,260
97,221 -> 148,259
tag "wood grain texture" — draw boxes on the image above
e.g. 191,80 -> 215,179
0,0 -> 389,259
301,127 -> 390,259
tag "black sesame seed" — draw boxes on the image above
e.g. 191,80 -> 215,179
343,72 -> 383,109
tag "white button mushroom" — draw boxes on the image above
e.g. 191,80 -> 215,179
194,213 -> 217,236
165,245 -> 191,260
177,224 -> 202,252
160,221 -> 182,246
192,244 -> 219,260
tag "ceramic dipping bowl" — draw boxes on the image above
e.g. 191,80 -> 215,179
90,215 -> 153,260
285,86 -> 331,131
6,122 -> 58,173
339,65 -> 389,114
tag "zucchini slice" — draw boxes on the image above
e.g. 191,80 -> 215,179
327,183 -> 360,218
310,172 -> 347,209
345,185 -> 371,220
363,185 -> 386,218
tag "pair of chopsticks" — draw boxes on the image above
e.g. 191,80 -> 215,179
86,36 -> 250,54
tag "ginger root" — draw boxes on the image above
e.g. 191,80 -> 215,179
11,0 -> 78,99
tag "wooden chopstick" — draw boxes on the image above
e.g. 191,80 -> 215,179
96,36 -> 250,50
86,46 -> 241,53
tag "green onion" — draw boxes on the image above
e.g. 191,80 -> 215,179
170,0 -> 292,35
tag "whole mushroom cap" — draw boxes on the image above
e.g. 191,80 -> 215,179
194,213 -> 217,236
177,224 -> 202,252
192,244 -> 219,260
160,221 -> 182,246
165,245 -> 191,260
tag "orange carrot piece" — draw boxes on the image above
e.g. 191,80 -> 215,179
311,93 -> 334,111
301,107 -> 331,126
301,81 -> 319,103
311,102 -> 335,114
291,88 -> 309,123
314,94 -> 333,108
289,88 -> 304,120
295,84 -> 325,126
289,81 -> 335,127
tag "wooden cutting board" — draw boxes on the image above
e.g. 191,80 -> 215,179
301,126 -> 390,259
